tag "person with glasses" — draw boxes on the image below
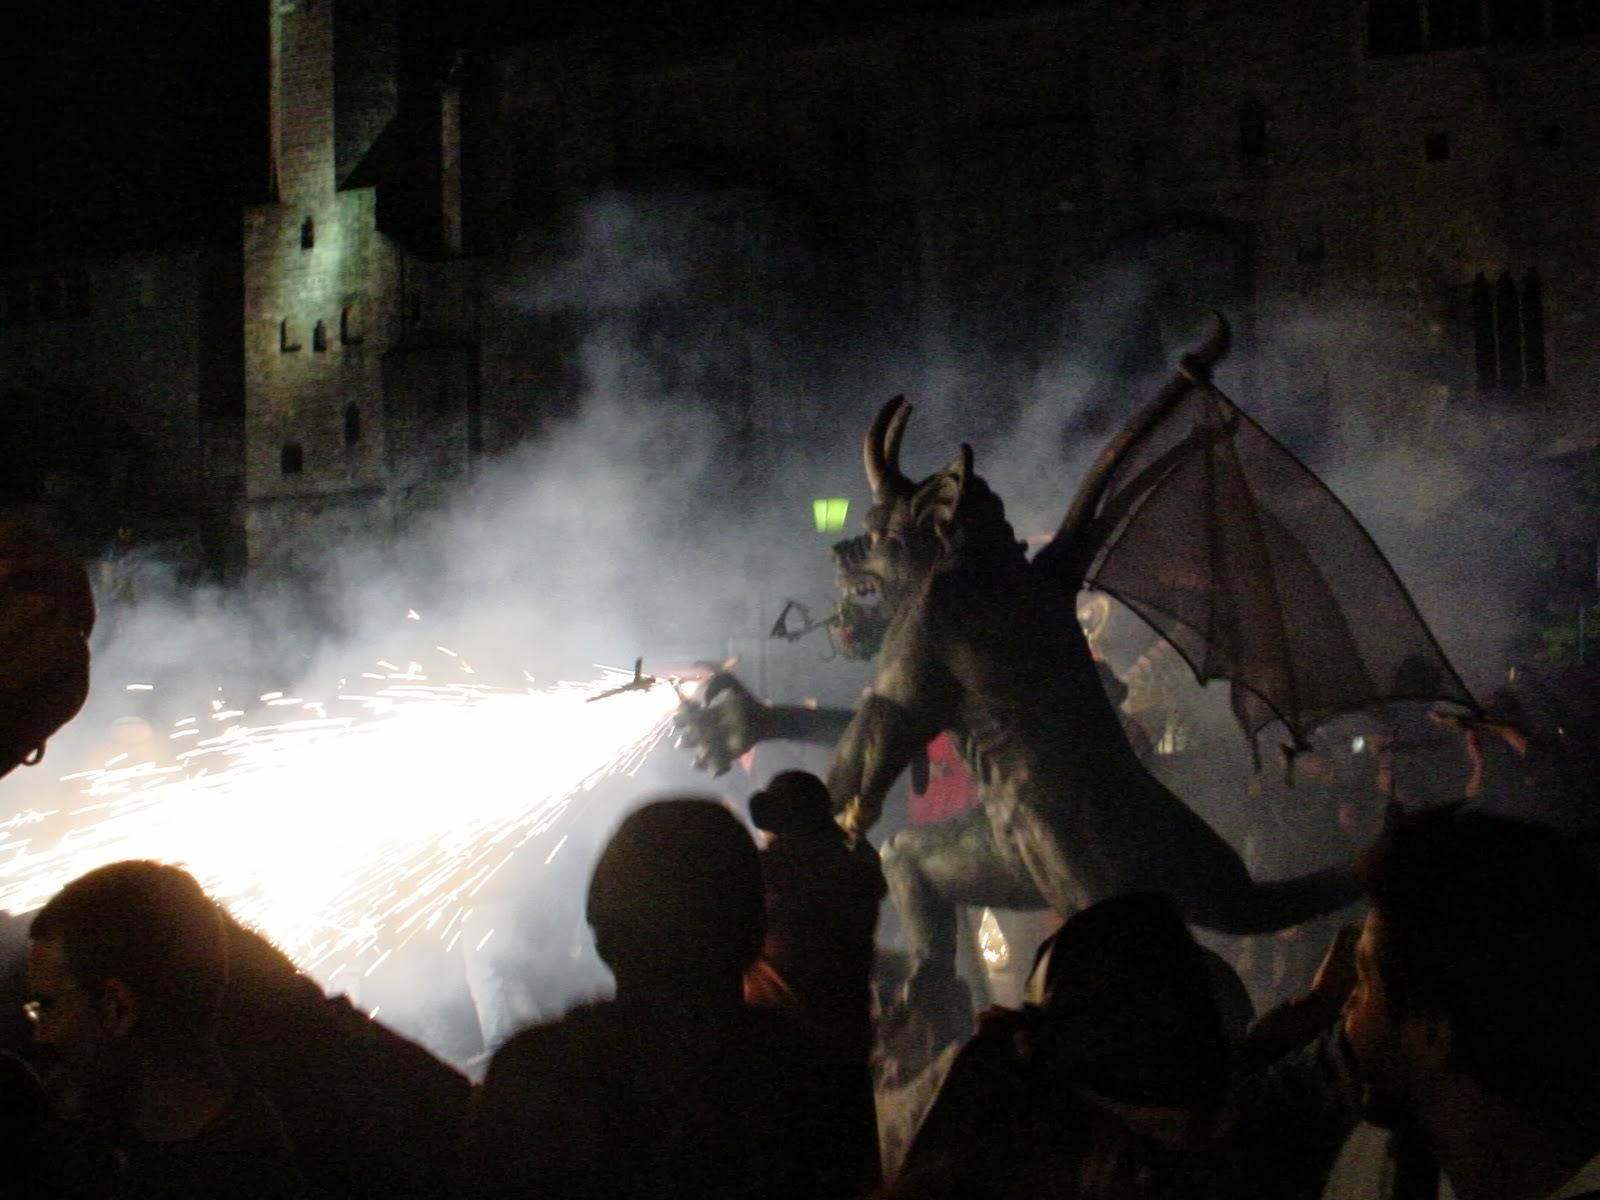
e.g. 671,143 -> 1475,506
25,860 -> 304,1199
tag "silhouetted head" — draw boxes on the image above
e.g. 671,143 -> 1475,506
0,522 -> 95,779
1346,806 -> 1600,1134
1023,892 -> 1227,1111
749,770 -> 834,837
28,862 -> 227,1085
586,798 -> 765,994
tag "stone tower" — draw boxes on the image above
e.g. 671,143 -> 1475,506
242,0 -> 400,571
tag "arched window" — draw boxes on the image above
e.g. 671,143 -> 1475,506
312,320 -> 328,352
281,443 -> 304,475
300,217 -> 315,250
343,404 -> 361,449
1472,274 -> 1496,391
1473,269 -> 1548,392
1495,271 -> 1523,391
280,318 -> 302,352
340,301 -> 363,345
1522,269 -> 1547,387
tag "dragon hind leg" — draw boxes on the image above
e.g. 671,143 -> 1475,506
881,807 -> 1045,984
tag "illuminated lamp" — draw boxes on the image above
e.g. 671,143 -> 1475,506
812,498 -> 849,532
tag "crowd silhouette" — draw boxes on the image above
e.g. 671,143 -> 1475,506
8,787 -> 1600,1200
5,522 -> 1600,1199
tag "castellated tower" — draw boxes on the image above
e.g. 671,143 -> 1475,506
243,0 -> 401,571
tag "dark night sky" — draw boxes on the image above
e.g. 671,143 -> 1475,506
4,1 -> 266,256
2,0 -> 1051,260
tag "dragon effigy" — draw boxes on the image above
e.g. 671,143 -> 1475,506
676,318 -> 1476,1004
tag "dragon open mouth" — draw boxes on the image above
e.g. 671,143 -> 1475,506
833,535 -> 881,602
840,574 -> 881,603
828,534 -> 890,658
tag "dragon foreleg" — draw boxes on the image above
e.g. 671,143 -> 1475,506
826,692 -> 937,838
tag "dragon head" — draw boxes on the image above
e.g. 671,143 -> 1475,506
829,396 -> 1026,659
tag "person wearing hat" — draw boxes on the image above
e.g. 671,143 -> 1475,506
895,891 -> 1305,1200
462,797 -> 867,1200
746,770 -> 885,1056
745,770 -> 887,1189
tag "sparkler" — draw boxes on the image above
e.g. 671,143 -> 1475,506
0,653 -> 686,994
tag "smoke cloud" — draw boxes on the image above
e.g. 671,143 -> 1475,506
3,189 -> 1573,1062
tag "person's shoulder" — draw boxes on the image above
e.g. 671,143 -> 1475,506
510,997 -> 613,1033
698,1000 -> 832,1072
228,1083 -> 292,1135
215,1085 -> 300,1169
739,1004 -> 860,1099
489,1000 -> 615,1067
124,1085 -> 305,1200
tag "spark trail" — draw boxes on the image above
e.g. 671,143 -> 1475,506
0,657 -> 684,991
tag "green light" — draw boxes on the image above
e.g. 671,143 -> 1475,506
812,497 -> 849,532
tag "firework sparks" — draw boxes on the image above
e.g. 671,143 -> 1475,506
0,659 -> 684,990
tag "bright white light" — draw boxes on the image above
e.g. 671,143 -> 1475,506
0,663 -> 682,991
978,906 -> 1010,970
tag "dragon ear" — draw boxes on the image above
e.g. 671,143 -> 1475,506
947,443 -> 973,510
912,445 -> 973,571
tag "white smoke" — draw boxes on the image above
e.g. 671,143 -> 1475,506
4,190 -> 1574,1057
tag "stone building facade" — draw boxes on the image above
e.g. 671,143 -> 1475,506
3,0 -> 1596,589
0,242 -> 244,570
461,0 -> 1597,459
242,0 -> 402,571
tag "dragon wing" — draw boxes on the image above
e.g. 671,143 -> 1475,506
1033,317 -> 1477,753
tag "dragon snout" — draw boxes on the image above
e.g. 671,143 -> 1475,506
832,535 -> 870,571
832,535 -> 882,600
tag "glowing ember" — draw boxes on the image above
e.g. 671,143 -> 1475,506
0,660 -> 684,991
977,906 -> 1011,970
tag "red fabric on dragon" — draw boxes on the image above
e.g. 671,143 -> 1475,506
909,733 -> 980,826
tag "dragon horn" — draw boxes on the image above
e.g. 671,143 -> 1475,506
865,395 -> 914,500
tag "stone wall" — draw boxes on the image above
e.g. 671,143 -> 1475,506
7,0 -> 1596,578
0,242 -> 241,565
243,0 -> 402,570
